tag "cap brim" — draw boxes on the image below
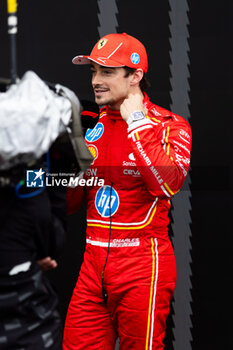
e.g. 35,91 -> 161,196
72,55 -> 91,65
72,55 -> 125,68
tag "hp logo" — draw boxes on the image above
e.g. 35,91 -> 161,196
131,52 -> 140,65
85,123 -> 104,142
95,186 -> 119,218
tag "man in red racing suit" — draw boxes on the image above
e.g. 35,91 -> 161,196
63,33 -> 192,350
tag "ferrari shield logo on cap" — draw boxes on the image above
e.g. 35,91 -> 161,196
97,38 -> 108,50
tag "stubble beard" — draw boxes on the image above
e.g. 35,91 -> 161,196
95,95 -> 115,107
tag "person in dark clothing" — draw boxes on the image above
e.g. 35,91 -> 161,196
0,149 -> 68,350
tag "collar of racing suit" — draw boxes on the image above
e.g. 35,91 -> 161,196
105,93 -> 150,120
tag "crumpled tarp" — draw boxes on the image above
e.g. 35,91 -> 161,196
0,71 -> 79,170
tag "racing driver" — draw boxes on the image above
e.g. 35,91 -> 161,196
63,33 -> 192,350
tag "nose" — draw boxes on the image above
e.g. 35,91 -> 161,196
92,71 -> 102,86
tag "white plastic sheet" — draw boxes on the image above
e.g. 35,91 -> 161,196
0,71 -> 78,170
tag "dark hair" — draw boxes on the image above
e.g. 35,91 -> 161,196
123,67 -> 151,91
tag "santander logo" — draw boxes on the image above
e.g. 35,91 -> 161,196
129,153 -> 135,161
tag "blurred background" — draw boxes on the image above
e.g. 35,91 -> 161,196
0,0 -> 232,349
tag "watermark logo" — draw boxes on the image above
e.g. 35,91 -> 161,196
26,169 -> 104,188
85,122 -> 104,142
95,185 -> 119,218
26,168 -> 45,188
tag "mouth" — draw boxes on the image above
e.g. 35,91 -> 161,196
94,88 -> 109,97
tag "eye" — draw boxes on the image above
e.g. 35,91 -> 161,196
103,70 -> 113,75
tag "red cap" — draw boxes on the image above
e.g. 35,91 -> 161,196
72,33 -> 148,73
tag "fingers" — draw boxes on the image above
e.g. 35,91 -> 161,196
37,256 -> 58,271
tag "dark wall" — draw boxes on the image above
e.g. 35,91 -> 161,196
0,1 -> 232,349
189,1 -> 233,348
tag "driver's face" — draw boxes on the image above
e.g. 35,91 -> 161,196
91,63 -> 132,110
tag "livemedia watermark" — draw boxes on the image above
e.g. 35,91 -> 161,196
26,168 -> 104,188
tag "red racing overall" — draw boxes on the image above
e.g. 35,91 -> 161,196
63,93 -> 192,350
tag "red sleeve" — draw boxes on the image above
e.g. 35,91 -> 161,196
127,116 -> 192,198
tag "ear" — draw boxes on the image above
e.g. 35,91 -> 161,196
130,69 -> 144,86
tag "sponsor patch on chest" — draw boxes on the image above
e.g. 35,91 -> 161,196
85,122 -> 104,142
95,185 -> 119,217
